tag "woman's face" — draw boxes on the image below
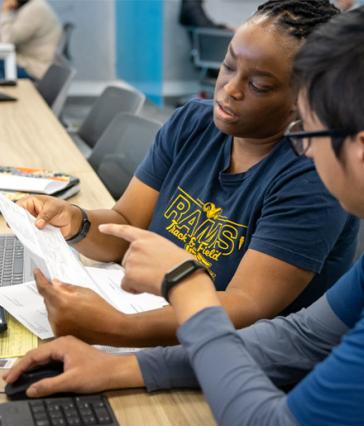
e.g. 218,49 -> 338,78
214,17 -> 299,139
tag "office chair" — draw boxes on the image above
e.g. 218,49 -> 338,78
88,112 -> 161,199
57,22 -> 75,62
36,63 -> 76,118
72,86 -> 146,157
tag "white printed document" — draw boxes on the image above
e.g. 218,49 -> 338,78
0,194 -> 167,339
0,193 -> 111,301
0,267 -> 167,340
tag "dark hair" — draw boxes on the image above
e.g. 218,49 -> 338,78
255,0 -> 340,39
294,6 -> 364,156
17,0 -> 30,8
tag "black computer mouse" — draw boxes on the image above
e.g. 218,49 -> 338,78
5,361 -> 64,400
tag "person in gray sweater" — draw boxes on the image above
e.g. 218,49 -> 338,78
0,0 -> 61,79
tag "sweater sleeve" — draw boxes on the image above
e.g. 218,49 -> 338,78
176,307 -> 298,426
232,295 -> 348,386
0,3 -> 44,45
136,295 -> 348,392
136,345 -> 199,391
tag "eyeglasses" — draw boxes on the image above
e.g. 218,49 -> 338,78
285,120 -> 349,156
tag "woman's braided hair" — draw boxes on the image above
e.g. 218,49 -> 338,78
255,0 -> 340,39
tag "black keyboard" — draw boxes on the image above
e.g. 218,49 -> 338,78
0,395 -> 120,426
0,234 -> 24,287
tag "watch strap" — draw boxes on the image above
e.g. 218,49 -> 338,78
161,259 -> 207,303
65,205 -> 91,245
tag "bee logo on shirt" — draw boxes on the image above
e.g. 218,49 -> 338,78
202,202 -> 222,220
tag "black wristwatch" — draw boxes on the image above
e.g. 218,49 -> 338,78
66,205 -> 91,245
161,259 -> 207,303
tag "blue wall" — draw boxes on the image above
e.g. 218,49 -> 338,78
115,0 -> 164,106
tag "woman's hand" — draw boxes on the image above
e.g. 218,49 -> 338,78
17,195 -> 83,240
34,269 -> 127,346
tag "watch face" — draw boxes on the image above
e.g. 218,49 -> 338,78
166,260 -> 199,284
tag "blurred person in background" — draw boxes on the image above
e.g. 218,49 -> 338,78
0,0 -> 61,79
336,0 -> 364,10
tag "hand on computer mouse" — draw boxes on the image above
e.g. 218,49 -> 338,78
3,336 -> 144,397
5,361 -> 64,399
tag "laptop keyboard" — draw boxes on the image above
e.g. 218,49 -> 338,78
0,235 -> 24,286
29,395 -> 118,426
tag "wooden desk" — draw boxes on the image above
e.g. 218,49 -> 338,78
0,81 -> 215,425
0,80 -> 114,216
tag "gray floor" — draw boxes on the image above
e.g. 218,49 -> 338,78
62,96 -> 176,132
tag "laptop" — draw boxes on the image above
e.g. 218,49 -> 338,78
0,235 -> 34,331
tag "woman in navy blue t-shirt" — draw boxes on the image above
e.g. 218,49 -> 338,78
17,1 -> 358,348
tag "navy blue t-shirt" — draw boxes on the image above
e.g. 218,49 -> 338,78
135,99 -> 358,314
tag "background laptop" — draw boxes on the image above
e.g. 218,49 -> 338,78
0,234 -> 34,286
0,234 -> 34,330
